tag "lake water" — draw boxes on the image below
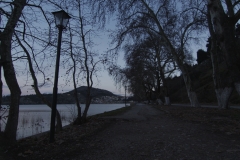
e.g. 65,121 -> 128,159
0,104 -> 126,140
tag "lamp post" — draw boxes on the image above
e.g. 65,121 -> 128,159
0,31 -> 2,107
50,10 -> 71,143
125,86 -> 127,107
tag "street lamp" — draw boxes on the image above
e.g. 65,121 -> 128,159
125,86 -> 127,107
50,10 -> 71,143
0,31 -> 2,107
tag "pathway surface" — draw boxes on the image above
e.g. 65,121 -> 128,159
69,104 -> 240,160
172,103 -> 240,109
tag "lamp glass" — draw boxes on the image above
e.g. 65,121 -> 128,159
52,10 -> 71,28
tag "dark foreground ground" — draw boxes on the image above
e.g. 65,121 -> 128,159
1,104 -> 240,160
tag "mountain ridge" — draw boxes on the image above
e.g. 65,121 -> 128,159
2,86 -> 119,105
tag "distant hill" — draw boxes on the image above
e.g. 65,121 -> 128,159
65,86 -> 115,97
2,86 -> 117,105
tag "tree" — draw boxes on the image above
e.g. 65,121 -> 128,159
68,23 -> 82,124
196,49 -> 210,64
207,0 -> 240,108
10,1 -> 68,132
0,0 -> 107,141
59,0 -> 106,122
125,43 -> 157,103
90,0 -> 206,107
0,0 -> 26,141
122,32 -> 176,104
14,32 -> 63,131
146,32 -> 176,105
0,0 -> 71,140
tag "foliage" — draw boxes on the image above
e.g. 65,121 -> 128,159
196,49 -> 210,64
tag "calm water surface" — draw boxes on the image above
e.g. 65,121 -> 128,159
0,104 -> 126,140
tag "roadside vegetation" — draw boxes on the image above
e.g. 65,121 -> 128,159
0,105 -> 130,159
155,105 -> 240,135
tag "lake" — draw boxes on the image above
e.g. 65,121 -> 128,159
0,104 -> 126,140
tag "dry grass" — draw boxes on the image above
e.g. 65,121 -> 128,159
0,106 -> 131,160
155,105 -> 240,135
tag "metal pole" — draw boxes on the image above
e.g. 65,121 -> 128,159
0,62 -> 1,132
0,61 -> 2,107
49,27 -> 63,143
125,86 -> 126,107
0,38 -> 2,107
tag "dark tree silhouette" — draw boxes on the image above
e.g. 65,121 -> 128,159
196,49 -> 209,65
206,37 -> 212,53
236,24 -> 240,38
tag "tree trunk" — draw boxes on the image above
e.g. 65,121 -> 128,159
156,70 -> 161,99
82,95 -> 92,122
234,82 -> 240,96
164,97 -> 171,105
55,111 -> 62,131
3,62 -> 21,141
0,65 -> 2,107
182,72 -> 200,107
161,24 -> 199,107
0,0 -> 26,141
159,65 -> 171,106
69,25 -> 81,125
72,86 -> 81,125
141,0 -> 201,107
73,96 -> 82,125
215,88 -> 233,109
207,4 -> 233,109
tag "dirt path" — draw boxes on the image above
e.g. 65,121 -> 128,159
64,104 -> 240,160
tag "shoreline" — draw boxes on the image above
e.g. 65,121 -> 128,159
18,105 -> 131,141
1,104 -> 130,140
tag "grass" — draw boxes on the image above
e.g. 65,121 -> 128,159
0,105 -> 131,143
154,105 -> 240,135
1,105 -> 132,159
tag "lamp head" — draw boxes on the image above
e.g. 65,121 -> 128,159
52,10 -> 71,29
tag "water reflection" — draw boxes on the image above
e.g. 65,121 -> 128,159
1,104 -> 125,139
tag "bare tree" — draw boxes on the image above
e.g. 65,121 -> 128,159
207,0 -> 240,108
122,33 -> 176,104
55,0 -> 106,122
144,32 -> 176,105
0,0 -> 70,140
11,0 -> 68,131
68,23 -> 82,124
14,31 -> 63,131
0,0 -> 26,141
89,0 -> 206,107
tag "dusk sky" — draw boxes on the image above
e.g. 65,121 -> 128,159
2,34 -> 127,96
0,3 -> 130,96
1,29 -> 203,97
0,1 -> 205,97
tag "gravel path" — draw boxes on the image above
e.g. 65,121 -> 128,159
67,104 -> 240,160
